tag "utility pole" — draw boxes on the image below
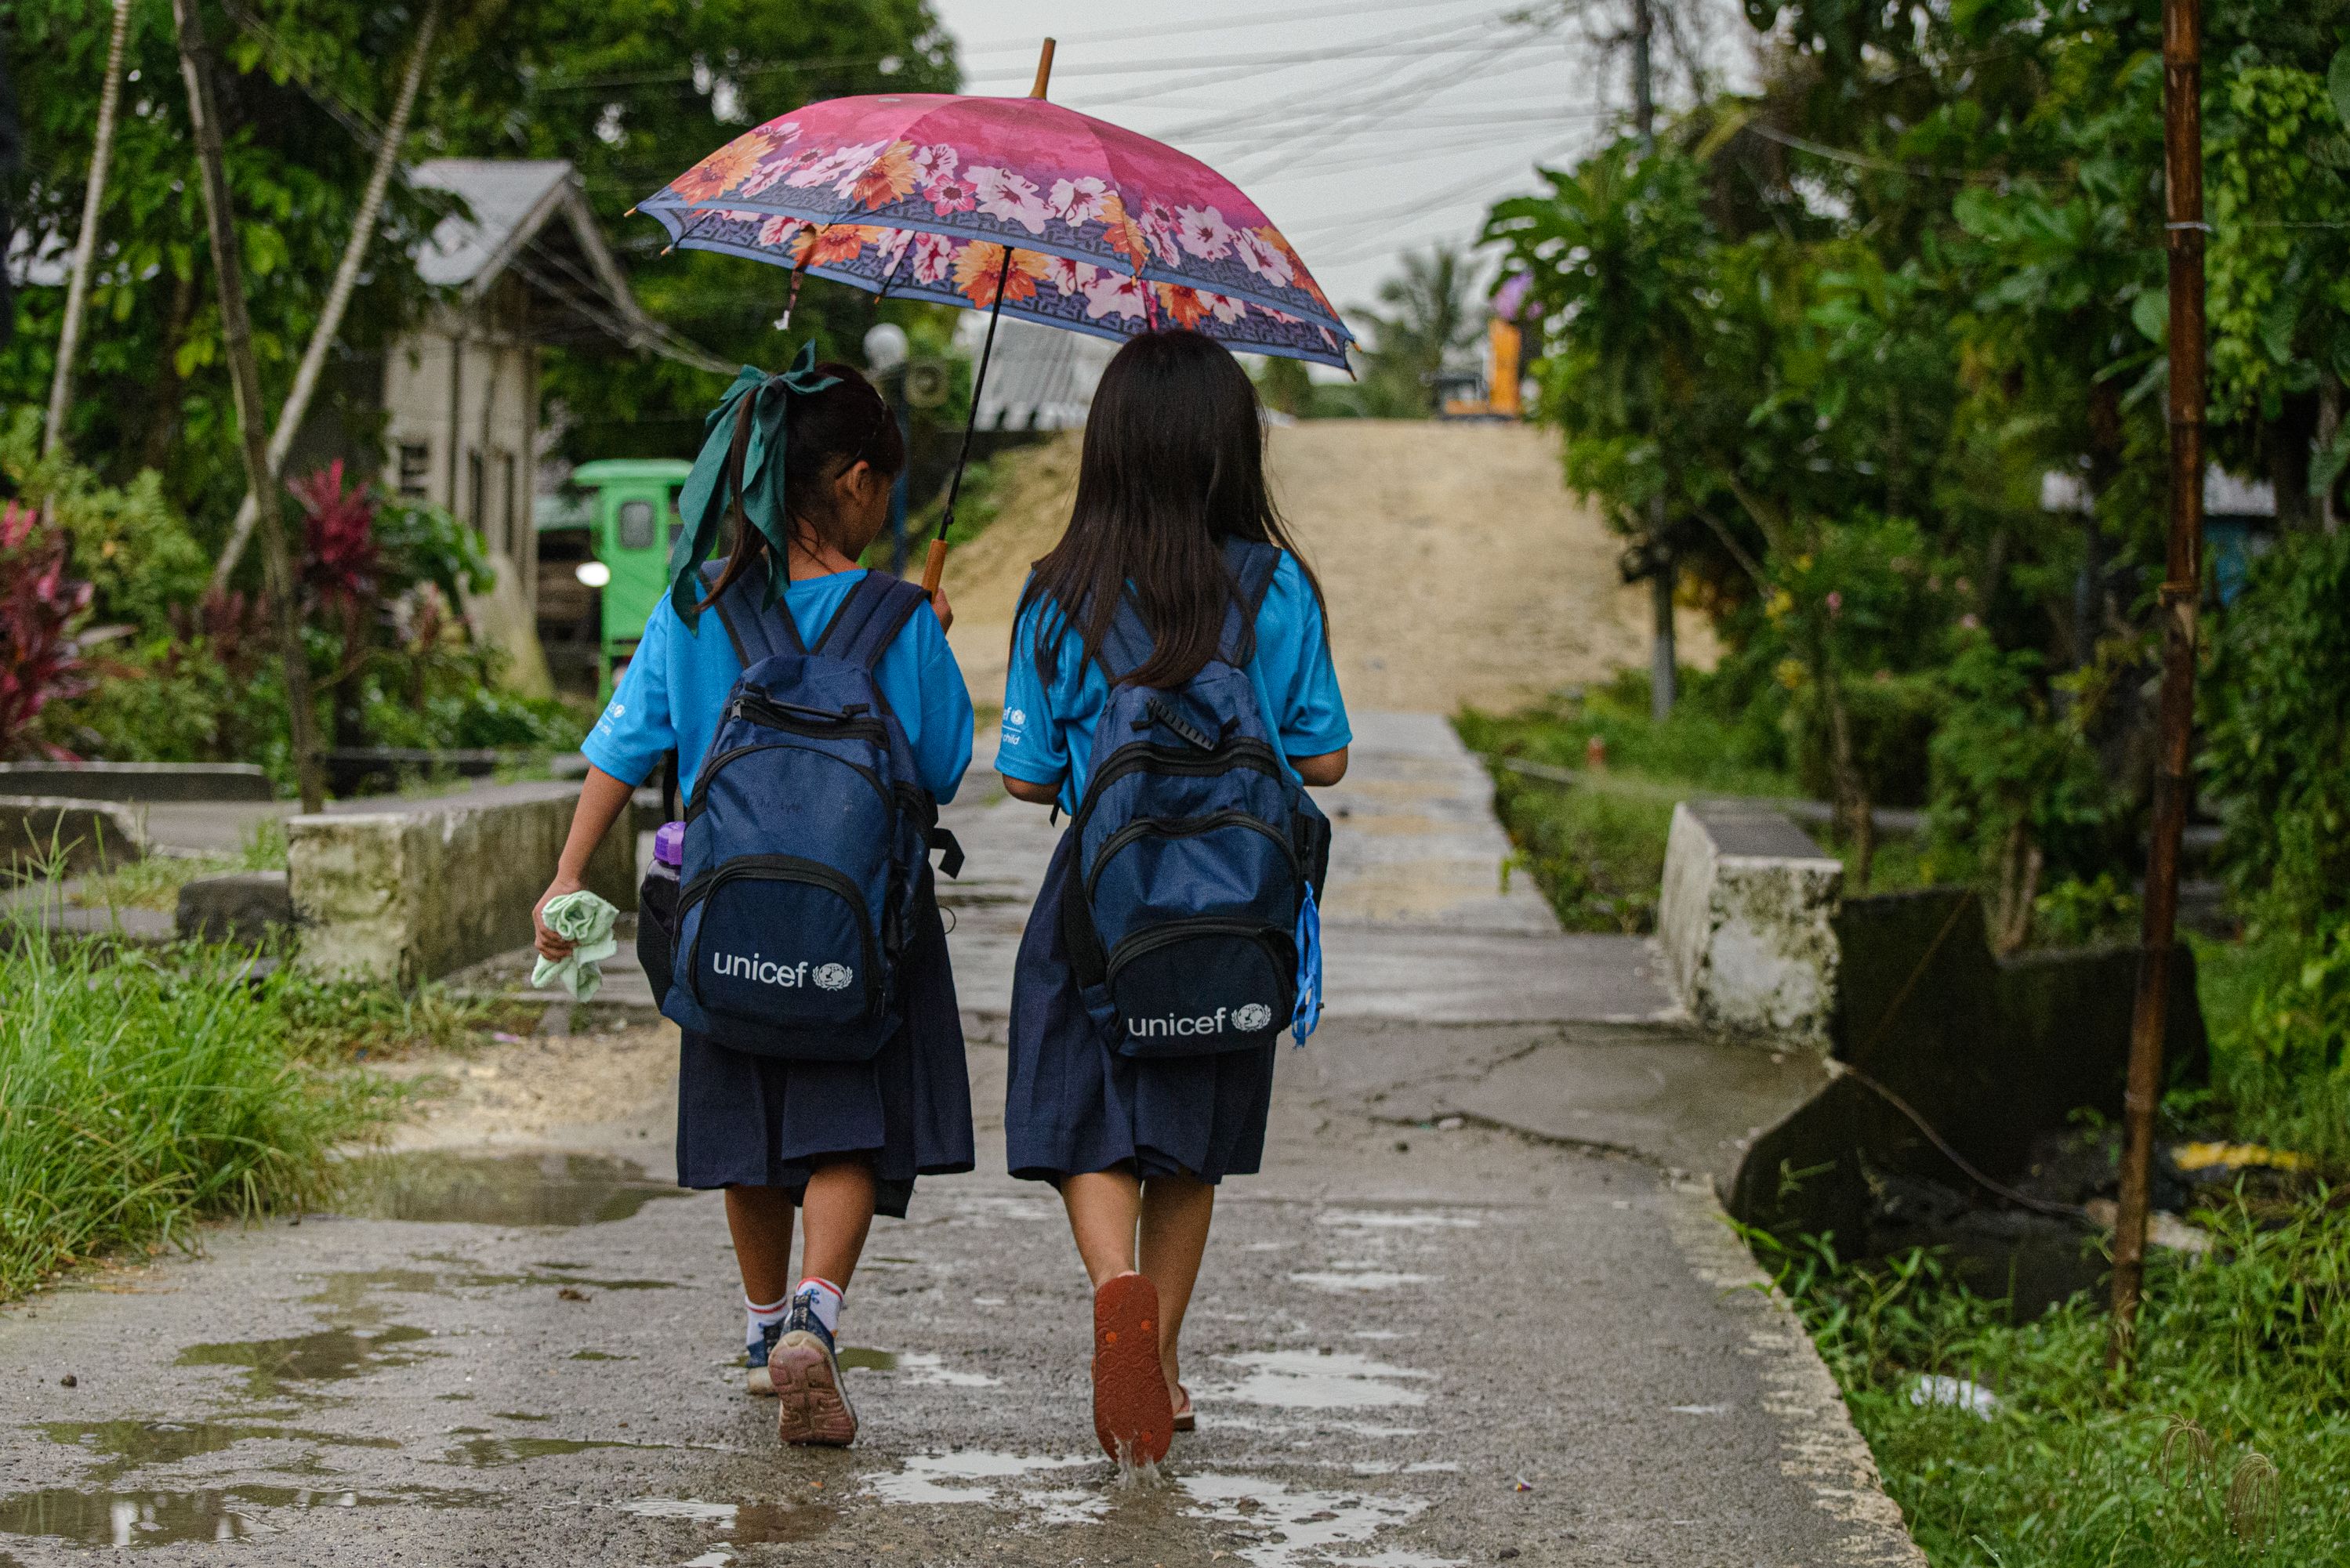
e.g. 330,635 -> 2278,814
1632,0 -> 1676,720
172,0 -> 325,813
43,0 -> 132,457
2110,0 -> 2206,1367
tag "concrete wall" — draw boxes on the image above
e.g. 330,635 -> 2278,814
1657,801 -> 1844,1047
0,762 -> 273,802
0,796 -> 144,882
287,780 -> 632,984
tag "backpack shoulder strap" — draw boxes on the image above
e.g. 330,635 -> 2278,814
706,559 -> 805,666
816,570 -> 932,674
1218,538 -> 1282,666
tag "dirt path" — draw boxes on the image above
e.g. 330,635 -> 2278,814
944,420 -> 1717,716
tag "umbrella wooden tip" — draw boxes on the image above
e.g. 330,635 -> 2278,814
625,204 -> 638,217
1030,38 -> 1056,99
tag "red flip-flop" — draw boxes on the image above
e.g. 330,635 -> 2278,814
1092,1272 -> 1173,1465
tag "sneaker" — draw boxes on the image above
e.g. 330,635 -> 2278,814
771,1288 -> 857,1447
1091,1272 -> 1173,1466
745,1320 -> 784,1396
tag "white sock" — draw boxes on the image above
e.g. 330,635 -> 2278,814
796,1276 -> 843,1337
745,1293 -> 790,1348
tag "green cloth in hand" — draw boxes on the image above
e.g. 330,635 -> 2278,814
532,889 -> 620,1003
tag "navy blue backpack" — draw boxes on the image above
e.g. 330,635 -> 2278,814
1061,538 -> 1332,1057
662,563 -> 959,1060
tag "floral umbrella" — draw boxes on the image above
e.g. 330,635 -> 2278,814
636,46 -> 1355,591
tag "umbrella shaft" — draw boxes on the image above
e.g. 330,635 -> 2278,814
938,253 -> 1014,548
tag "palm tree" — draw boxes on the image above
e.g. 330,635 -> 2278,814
1351,244 -> 1484,417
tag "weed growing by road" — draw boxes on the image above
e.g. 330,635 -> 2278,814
1749,1192 -> 2350,1566
0,928 -> 403,1300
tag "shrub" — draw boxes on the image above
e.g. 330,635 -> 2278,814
0,500 -> 94,759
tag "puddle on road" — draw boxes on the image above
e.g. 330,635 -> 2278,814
1179,1473 -> 1428,1568
34,1421 -> 398,1480
1315,1210 -> 1482,1230
1217,1351 -> 1432,1410
0,1485 -> 409,1548
176,1324 -> 433,1400
617,1496 -> 834,1544
333,1150 -> 689,1227
869,1451 -> 1095,1507
439,1436 -> 672,1467
1288,1270 -> 1439,1294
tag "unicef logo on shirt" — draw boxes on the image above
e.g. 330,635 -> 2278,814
812,963 -> 856,992
1231,1002 -> 1274,1033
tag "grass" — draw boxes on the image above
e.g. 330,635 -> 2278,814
1459,672 -> 1918,932
1750,1188 -> 2350,1566
67,818 -> 287,912
0,927 -> 399,1301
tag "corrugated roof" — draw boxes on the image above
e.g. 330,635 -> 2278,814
966,317 -> 1118,432
410,158 -> 575,289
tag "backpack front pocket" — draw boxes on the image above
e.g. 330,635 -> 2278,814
680,854 -> 879,1042
1104,918 -> 1294,1058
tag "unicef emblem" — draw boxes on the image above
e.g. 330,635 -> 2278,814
812,963 -> 855,992
1231,1002 -> 1274,1033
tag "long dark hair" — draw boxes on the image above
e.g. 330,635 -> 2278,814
1019,330 -> 1326,691
700,360 -> 905,609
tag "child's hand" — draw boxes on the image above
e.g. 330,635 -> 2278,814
533,873 -> 586,960
929,585 -> 954,634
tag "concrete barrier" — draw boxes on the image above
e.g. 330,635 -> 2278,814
0,795 -> 145,882
178,870 -> 296,947
0,761 -> 274,802
287,780 -> 633,984
1656,800 -> 1844,1047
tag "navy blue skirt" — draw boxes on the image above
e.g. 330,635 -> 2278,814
1005,829 -> 1277,1186
676,870 -> 974,1218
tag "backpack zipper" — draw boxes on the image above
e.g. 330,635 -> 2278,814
680,853 -> 881,1015
1104,917 -> 1296,995
687,741 -> 894,822
1068,738 -> 1288,843
731,692 -> 890,745
1083,810 -> 1300,906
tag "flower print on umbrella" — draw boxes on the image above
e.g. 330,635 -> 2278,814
1097,192 -> 1152,271
909,231 -> 959,285
1155,284 -> 1213,330
1039,254 -> 1090,295
871,225 -> 917,277
1232,226 -> 1293,291
1202,291 -> 1249,324
668,132 -> 770,205
910,143 -> 958,184
1083,270 -> 1149,322
756,214 -> 807,250
1176,205 -> 1236,263
846,141 -> 920,208
788,139 -> 887,192
1050,176 -> 1110,226
952,241 -> 1046,306
922,167 -> 977,216
1138,199 -> 1186,266
803,225 -> 873,266
968,166 -> 1052,235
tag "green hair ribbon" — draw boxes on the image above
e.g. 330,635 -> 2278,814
665,341 -> 843,625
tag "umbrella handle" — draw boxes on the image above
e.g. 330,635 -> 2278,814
921,538 -> 948,597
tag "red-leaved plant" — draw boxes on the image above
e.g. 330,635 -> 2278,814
0,502 -> 96,759
289,460 -> 381,618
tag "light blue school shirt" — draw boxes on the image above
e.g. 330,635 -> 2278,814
582,568 -> 974,803
995,551 -> 1351,813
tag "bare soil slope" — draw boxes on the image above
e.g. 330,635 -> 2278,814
943,419 -> 1714,715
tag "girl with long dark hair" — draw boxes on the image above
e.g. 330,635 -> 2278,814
995,330 -> 1351,1461
533,359 -> 974,1448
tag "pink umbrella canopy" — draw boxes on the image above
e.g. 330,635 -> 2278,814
636,92 -> 1356,368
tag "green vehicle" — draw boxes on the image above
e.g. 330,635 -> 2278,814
536,458 -> 692,698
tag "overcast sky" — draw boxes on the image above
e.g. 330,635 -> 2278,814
924,0 -> 1750,321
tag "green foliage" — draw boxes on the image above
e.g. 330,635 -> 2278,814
0,925 -> 397,1302
1340,244 -> 1485,418
1928,639 -> 2119,887
2205,527 -> 2350,938
0,408 -> 209,634
1749,1193 -> 2350,1567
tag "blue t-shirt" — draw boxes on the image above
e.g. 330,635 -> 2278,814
995,551 -> 1351,812
582,568 -> 974,802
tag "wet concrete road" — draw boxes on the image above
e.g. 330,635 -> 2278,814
0,715 -> 1917,1566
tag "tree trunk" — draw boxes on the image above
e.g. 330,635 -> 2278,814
172,0 -> 325,813
139,267 -> 201,475
2319,371 -> 2342,536
2270,392 -> 2317,534
212,0 -> 442,589
1815,648 -> 1874,889
42,0 -> 133,458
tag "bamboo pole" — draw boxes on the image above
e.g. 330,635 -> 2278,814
42,0 -> 133,458
2109,0 -> 2206,1367
172,0 -> 325,813
212,0 -> 442,590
